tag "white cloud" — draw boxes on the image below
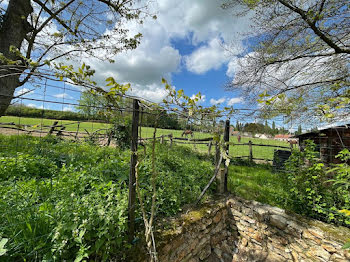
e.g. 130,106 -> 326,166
54,93 -> 73,99
63,106 -> 74,112
25,103 -> 47,109
227,97 -> 243,106
229,51 -> 343,93
128,83 -> 168,103
74,0 -> 253,101
226,57 -> 239,78
210,97 -> 226,105
15,88 -> 34,97
185,38 -> 231,74
190,94 -> 206,104
27,103 -> 37,108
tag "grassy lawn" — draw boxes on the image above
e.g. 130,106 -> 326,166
227,163 -> 290,209
0,115 -> 111,132
229,136 -> 290,160
1,116 -> 290,160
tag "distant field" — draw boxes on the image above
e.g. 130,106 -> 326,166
0,116 -> 290,161
0,116 -> 111,132
141,126 -> 290,161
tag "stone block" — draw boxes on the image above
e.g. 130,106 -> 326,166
269,214 -> 288,230
198,245 -> 211,260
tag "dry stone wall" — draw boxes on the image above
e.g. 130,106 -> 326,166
134,196 -> 350,262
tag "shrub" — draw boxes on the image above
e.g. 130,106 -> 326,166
0,153 -> 58,180
285,141 -> 350,225
0,136 -> 215,261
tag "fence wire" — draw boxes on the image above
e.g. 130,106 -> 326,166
1,76 -> 348,260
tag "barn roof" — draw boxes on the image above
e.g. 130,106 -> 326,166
294,123 -> 350,138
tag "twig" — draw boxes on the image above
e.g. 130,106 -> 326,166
196,153 -> 223,205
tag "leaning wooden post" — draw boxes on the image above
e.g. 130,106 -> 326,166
208,141 -> 212,156
48,121 -> 58,135
223,119 -> 230,193
249,140 -> 253,162
56,126 -> 66,137
128,99 -> 139,243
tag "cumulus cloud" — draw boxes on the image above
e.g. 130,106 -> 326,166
26,103 -> 46,109
185,38 -> 230,74
79,0 -> 253,101
27,103 -> 37,108
129,83 -> 169,103
229,51 -> 344,92
63,106 -> 74,112
15,88 -> 34,97
210,97 -> 226,105
54,93 -> 74,99
227,97 -> 243,106
190,94 -> 206,104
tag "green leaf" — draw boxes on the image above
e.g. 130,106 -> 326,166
26,222 -> 33,233
342,242 -> 350,250
0,238 -> 8,256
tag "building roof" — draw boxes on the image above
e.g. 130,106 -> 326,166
275,134 -> 292,139
294,123 -> 350,138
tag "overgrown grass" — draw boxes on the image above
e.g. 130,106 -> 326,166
227,161 -> 290,209
0,134 -> 214,261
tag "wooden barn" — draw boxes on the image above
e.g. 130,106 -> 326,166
295,124 -> 350,164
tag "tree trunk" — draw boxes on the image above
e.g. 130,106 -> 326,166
0,0 -> 33,116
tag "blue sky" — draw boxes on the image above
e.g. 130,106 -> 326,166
11,0 -> 296,129
4,0 -> 337,132
14,0 -> 254,113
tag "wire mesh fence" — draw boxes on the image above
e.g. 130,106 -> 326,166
1,73 -> 349,260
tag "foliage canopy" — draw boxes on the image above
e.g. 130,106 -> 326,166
223,0 -> 350,123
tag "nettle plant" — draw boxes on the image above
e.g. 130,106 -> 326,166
285,141 -> 350,226
53,65 -> 237,261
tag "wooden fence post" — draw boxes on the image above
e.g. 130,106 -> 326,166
128,99 -> 139,242
56,126 -> 66,137
215,140 -> 220,166
249,140 -> 253,162
223,119 -> 230,192
160,135 -> 164,144
48,121 -> 58,135
208,141 -> 212,156
169,134 -> 173,148
75,122 -> 80,140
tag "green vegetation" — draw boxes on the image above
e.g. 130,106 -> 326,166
233,121 -> 289,136
5,104 -> 102,121
229,147 -> 350,228
228,142 -> 350,227
0,133 -> 349,260
0,115 -> 111,132
284,142 -> 350,226
0,135 -> 214,261
227,162 -> 289,208
1,115 -> 290,161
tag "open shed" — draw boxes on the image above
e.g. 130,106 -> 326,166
295,124 -> 350,164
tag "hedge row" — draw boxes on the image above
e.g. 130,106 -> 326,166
5,105 -> 106,121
